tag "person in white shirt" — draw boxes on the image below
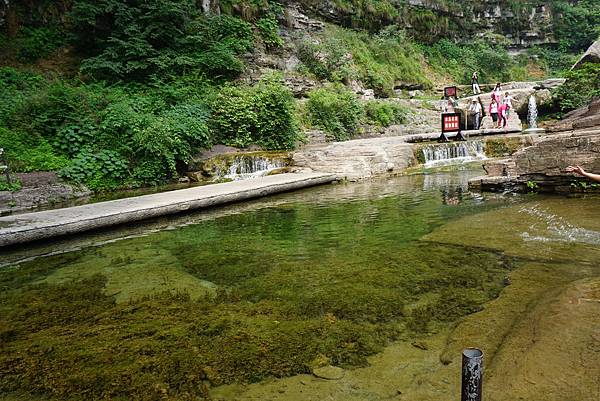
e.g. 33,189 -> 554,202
469,99 -> 482,130
489,98 -> 499,128
503,92 -> 513,117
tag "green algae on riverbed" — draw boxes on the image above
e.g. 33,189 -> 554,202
0,174 -> 599,400
209,194 -> 600,401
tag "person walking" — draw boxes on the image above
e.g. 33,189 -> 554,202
498,102 -> 508,131
489,98 -> 499,128
503,92 -> 513,117
469,99 -> 482,130
492,82 -> 502,103
471,72 -> 481,95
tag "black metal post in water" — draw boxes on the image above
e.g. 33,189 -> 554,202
461,348 -> 483,401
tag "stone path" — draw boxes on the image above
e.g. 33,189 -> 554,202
0,172 -> 336,247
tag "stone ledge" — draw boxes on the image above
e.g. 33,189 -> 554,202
0,173 -> 337,247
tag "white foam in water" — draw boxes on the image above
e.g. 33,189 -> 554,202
519,204 -> 600,245
422,140 -> 486,167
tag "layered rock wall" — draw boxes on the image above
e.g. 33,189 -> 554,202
470,128 -> 600,193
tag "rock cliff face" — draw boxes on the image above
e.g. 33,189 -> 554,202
285,0 -> 559,49
0,0 -> 582,51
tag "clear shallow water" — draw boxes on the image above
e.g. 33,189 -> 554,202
1,171 -> 599,400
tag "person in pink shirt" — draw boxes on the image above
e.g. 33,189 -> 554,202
497,102 -> 508,130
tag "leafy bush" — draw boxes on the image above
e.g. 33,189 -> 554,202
194,15 -> 255,79
0,176 -> 22,192
210,77 -> 299,149
15,26 -> 66,62
552,0 -> 600,52
0,128 -> 70,173
70,0 -> 254,81
364,101 -> 408,127
298,26 -> 429,96
528,46 -> 579,77
253,77 -> 299,149
553,63 -> 600,112
210,86 -> 258,148
422,39 -> 514,84
0,68 -> 45,127
59,149 -> 129,191
256,14 -> 284,49
307,85 -> 364,141
0,70 -> 219,188
133,102 -> 211,181
297,37 -> 354,82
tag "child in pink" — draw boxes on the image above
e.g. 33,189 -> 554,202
498,103 -> 508,130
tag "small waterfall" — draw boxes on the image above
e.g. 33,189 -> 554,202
216,154 -> 289,181
527,95 -> 538,129
421,140 -> 486,167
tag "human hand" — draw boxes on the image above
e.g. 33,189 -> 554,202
565,165 -> 586,176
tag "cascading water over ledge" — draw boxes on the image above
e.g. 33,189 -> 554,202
420,140 -> 486,167
194,152 -> 292,182
220,154 -> 289,181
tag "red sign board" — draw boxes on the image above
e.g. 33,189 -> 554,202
444,86 -> 457,99
442,113 -> 461,133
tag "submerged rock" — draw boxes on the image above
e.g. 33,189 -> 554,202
312,366 -> 345,380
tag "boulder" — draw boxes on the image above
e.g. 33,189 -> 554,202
285,4 -> 325,31
548,99 -> 600,133
284,74 -> 320,97
458,81 -> 560,117
535,78 -> 566,90
293,136 -> 416,181
572,39 -> 600,70
470,129 -> 600,193
187,171 -> 205,183
510,130 -> 600,178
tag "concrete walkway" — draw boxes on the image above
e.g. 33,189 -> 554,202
0,172 -> 336,247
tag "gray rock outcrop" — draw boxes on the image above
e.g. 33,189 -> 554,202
573,40 -> 600,70
470,128 -> 600,193
549,99 -> 600,133
293,137 -> 416,181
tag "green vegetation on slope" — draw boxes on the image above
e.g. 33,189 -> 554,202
0,67 -> 298,190
553,63 -> 600,112
0,0 -> 596,190
298,25 -> 430,97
